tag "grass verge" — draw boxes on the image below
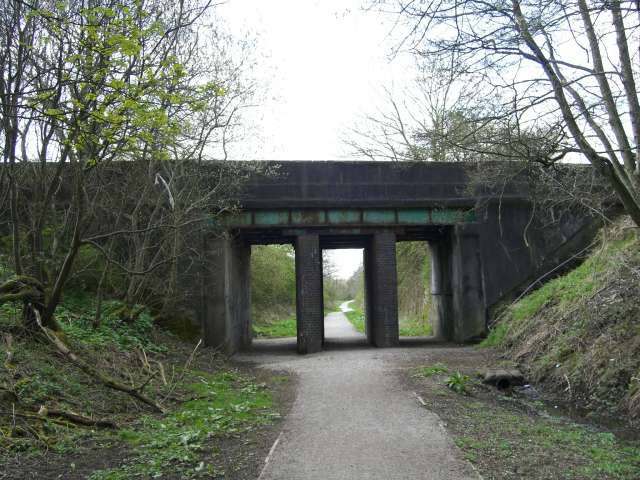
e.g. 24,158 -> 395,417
344,304 -> 432,336
344,308 -> 365,333
253,316 -> 297,338
89,370 -> 277,479
409,351 -> 640,480
1,292 -> 290,479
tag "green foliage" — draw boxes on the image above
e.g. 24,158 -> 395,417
399,319 -> 433,337
252,317 -> 297,338
26,2 -> 197,169
0,301 -> 21,329
414,363 -> 449,378
445,372 -> 471,394
0,286 -> 161,353
344,307 -> 365,333
452,405 -> 640,479
65,245 -> 111,292
54,292 -> 164,353
396,242 -> 431,329
251,246 -> 296,323
323,277 -> 348,313
89,370 -> 277,479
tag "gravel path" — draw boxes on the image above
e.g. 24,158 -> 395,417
236,311 -> 480,480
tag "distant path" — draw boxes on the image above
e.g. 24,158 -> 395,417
324,302 -> 361,340
338,300 -> 354,312
237,311 -> 479,480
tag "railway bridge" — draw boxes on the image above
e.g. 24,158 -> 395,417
199,161 -> 597,354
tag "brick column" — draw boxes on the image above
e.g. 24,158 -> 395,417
369,231 -> 399,347
295,234 -> 323,354
451,224 -> 487,342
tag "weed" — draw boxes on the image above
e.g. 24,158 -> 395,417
59,298 -> 165,353
441,390 -> 640,479
345,307 -> 432,337
445,372 -> 471,394
479,321 -> 509,348
270,375 -> 290,384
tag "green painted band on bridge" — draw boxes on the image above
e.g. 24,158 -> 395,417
220,207 -> 476,228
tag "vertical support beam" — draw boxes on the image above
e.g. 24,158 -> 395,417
201,234 -> 252,354
429,240 -> 454,341
320,249 -> 325,345
369,231 -> 399,347
451,224 -> 487,342
363,246 -> 374,344
295,234 -> 323,354
233,242 -> 252,350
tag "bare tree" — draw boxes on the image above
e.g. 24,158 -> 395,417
368,0 -> 640,225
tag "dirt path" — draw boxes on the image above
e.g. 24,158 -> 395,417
236,311 -> 479,480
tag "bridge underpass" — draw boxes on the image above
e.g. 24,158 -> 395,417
197,161 -> 599,354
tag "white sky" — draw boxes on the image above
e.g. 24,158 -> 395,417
218,0 -> 418,278
325,248 -> 363,280
217,0 -> 417,161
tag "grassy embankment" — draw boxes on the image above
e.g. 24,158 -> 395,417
483,216 -> 640,422
0,292 -> 288,479
252,299 -> 345,338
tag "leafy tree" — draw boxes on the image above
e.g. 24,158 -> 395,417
0,0 -> 255,328
251,245 -> 296,322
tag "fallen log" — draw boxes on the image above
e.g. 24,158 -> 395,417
39,406 -> 118,428
0,409 -> 117,429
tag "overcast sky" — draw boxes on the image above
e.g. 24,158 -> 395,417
217,0 -> 418,278
217,0 -> 417,161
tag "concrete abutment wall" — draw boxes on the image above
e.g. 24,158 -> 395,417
201,234 -> 252,355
